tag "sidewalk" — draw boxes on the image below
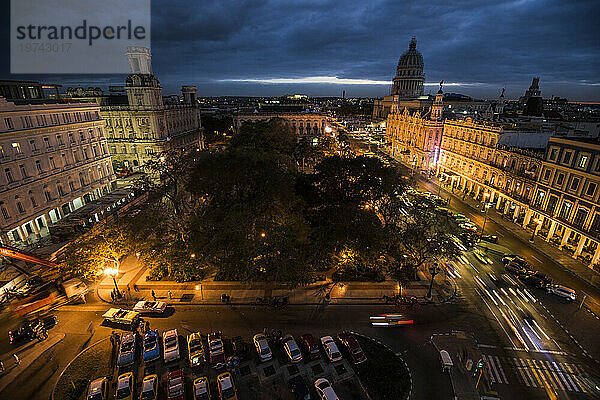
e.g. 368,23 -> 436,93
96,256 -> 457,306
0,333 -> 65,394
423,177 -> 600,291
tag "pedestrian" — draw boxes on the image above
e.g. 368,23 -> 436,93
145,320 -> 150,332
168,290 -> 172,300
151,290 -> 156,301
12,353 -> 20,365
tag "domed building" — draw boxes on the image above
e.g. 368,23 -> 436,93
392,37 -> 425,97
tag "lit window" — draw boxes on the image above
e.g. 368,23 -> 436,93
578,155 -> 589,168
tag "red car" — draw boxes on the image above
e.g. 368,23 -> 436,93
300,333 -> 322,360
337,331 -> 366,364
208,331 -> 226,368
167,369 -> 185,400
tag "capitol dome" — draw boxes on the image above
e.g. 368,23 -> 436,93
392,37 -> 425,98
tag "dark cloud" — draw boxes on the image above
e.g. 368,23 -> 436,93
1,0 -> 599,99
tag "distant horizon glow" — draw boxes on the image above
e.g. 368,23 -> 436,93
218,76 -> 488,87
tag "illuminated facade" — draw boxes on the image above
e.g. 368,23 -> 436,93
385,86 -> 443,171
0,91 -> 114,246
233,113 -> 328,137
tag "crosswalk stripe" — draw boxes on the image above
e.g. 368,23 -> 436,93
495,355 -> 508,384
559,363 -> 580,393
486,355 -> 503,384
523,358 -> 542,387
551,361 -> 576,392
529,359 -> 550,389
513,357 -> 533,387
482,355 -> 496,383
544,360 -> 565,392
563,363 -> 586,393
535,359 -> 559,391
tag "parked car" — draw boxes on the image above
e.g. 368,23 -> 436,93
102,308 -> 139,327
208,331 -> 226,368
140,374 -> 158,400
547,285 -> 576,301
193,376 -> 211,400
133,301 -> 167,315
253,333 -> 273,362
518,273 -> 546,288
320,336 -> 342,362
301,333 -> 321,360
507,257 -> 533,271
115,372 -> 134,400
87,377 -> 108,400
337,331 -> 366,364
481,235 -> 498,243
289,375 -> 310,400
217,372 -> 238,400
163,329 -> 180,363
167,369 -> 186,400
188,332 -> 205,367
505,262 -> 526,275
281,334 -> 303,363
459,223 -> 478,232
117,334 -> 136,367
8,316 -> 57,345
143,330 -> 160,363
502,254 -> 522,265
532,272 -> 552,286
314,378 -> 339,400
232,336 -> 250,361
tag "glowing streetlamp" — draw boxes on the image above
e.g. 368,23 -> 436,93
104,266 -> 120,297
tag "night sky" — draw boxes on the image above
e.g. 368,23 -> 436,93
1,0 -> 599,100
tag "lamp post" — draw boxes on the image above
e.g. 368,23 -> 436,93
104,267 -> 120,298
529,218 -> 542,242
479,203 -> 491,242
482,192 -> 490,211
426,262 -> 440,300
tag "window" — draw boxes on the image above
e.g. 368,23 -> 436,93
559,201 -> 573,220
79,131 -> 85,141
29,191 -> 37,208
0,202 -> 9,219
586,182 -> 597,197
44,186 -> 52,202
570,177 -> 580,191
62,153 -> 68,166
16,197 -> 24,214
573,207 -> 589,228
543,169 -> 551,181
68,180 -> 75,191
19,164 -> 27,178
43,137 -> 51,148
4,168 -> 14,183
579,155 -> 589,169
35,160 -> 43,174
68,133 -> 75,143
49,157 -> 56,169
563,151 -> 572,164
556,173 -> 565,186
56,135 -> 64,146
4,118 -> 13,130
549,148 -> 558,161
12,142 -> 22,155
29,139 -> 37,151
0,145 -> 4,158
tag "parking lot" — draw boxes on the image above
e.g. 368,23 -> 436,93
101,321 -> 368,400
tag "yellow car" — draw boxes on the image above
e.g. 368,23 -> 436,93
116,372 -> 134,400
87,377 -> 108,400
188,332 -> 205,367
217,372 -> 238,400
193,376 -> 211,400
140,374 -> 158,400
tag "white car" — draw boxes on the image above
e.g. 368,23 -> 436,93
314,378 -> 339,400
547,285 -> 576,301
320,336 -> 342,362
281,334 -> 303,363
133,300 -> 167,314
163,329 -> 180,363
253,333 -> 272,362
102,308 -> 139,326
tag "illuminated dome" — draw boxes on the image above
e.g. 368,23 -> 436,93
392,37 -> 425,98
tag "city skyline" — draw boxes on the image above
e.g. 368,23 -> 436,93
1,0 -> 599,100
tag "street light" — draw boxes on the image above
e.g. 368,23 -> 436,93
104,267 -> 121,298
529,218 -> 542,242
478,202 -> 491,242
427,262 -> 440,300
482,192 -> 490,211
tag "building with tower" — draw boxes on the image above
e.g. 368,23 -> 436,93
521,77 -> 543,117
373,37 -> 431,119
66,47 -> 204,174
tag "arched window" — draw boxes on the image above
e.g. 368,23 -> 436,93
28,190 -> 37,208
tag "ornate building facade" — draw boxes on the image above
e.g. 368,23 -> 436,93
233,112 -> 328,137
0,83 -> 115,246
67,47 -> 204,173
385,85 -> 444,171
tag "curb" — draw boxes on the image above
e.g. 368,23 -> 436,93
350,331 -> 413,400
51,336 -> 109,400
